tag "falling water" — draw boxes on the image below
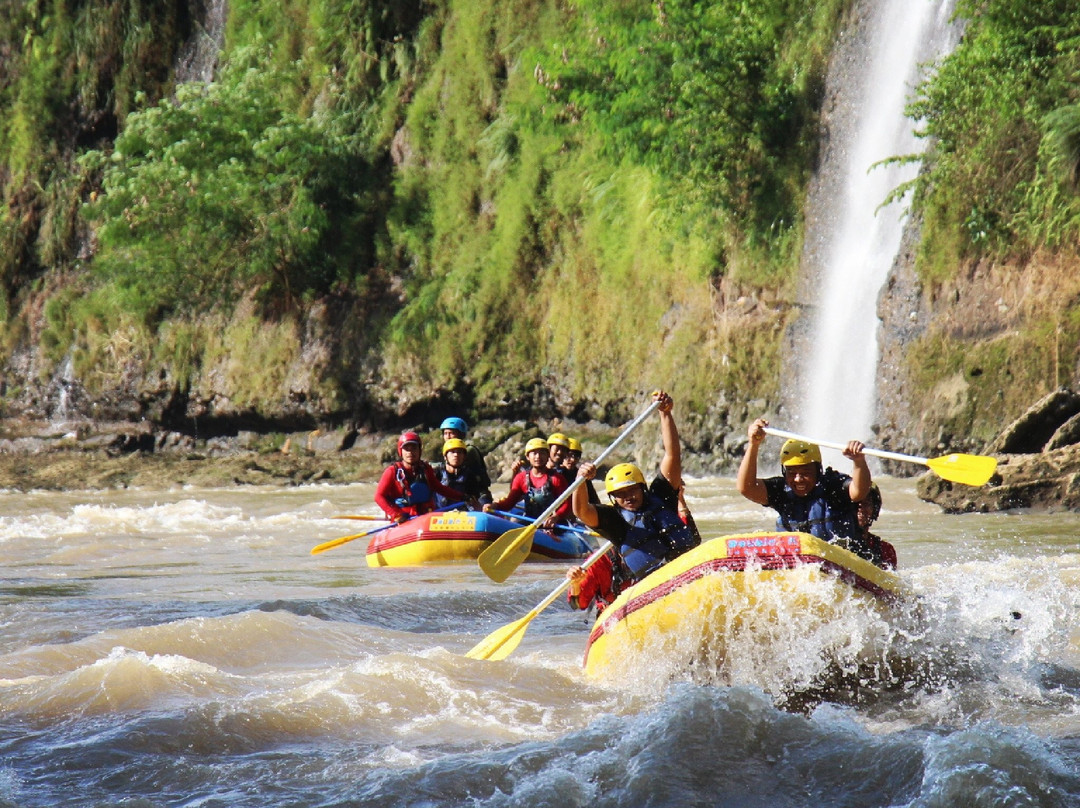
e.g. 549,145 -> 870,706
793,0 -> 959,456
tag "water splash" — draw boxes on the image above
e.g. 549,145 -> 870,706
792,0 -> 959,458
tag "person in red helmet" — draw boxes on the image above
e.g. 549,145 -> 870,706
374,432 -> 466,523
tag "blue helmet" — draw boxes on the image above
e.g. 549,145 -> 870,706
440,416 -> 468,434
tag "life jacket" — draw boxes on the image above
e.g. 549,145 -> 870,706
435,465 -> 487,508
772,468 -> 858,542
524,471 -> 557,518
393,462 -> 433,514
616,492 -> 698,577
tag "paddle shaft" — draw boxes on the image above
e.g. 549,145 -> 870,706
467,540 -> 614,661
477,398 -> 662,581
488,510 -> 598,537
524,399 -> 664,528
310,523 -> 395,555
311,504 -> 459,555
527,541 -> 614,619
763,427 -> 930,466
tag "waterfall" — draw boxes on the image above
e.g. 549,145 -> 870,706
791,0 -> 959,461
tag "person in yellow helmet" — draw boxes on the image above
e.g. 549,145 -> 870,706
562,436 -> 600,504
737,416 -> 871,549
546,433 -> 572,482
568,391 -> 699,597
484,436 -> 571,527
435,438 -> 492,510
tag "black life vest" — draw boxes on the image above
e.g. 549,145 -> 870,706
616,493 -> 698,577
524,471 -> 557,518
435,465 -> 488,508
772,468 -> 858,541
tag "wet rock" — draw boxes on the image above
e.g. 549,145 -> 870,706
983,388 -> 1080,454
918,443 -> 1080,513
1046,412 -> 1080,451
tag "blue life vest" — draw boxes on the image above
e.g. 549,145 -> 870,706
771,468 -> 858,541
616,493 -> 697,577
393,463 -> 432,510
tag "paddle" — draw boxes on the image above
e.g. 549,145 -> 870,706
332,515 -> 388,522
311,504 -> 460,555
762,427 -> 998,486
477,398 -> 662,582
466,541 -> 614,661
488,509 -> 600,538
310,523 -> 395,555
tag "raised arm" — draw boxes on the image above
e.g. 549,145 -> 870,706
655,390 -> 682,489
736,417 -> 770,506
844,440 -> 871,502
572,463 -> 601,528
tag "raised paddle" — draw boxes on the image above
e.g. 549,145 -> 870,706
466,541 -> 614,661
762,427 -> 998,486
477,398 -> 662,582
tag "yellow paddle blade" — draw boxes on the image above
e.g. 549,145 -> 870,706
465,609 -> 539,661
925,453 -> 998,486
477,525 -> 537,583
310,529 -> 374,555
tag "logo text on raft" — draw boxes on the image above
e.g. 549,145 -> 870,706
726,535 -> 801,557
429,514 -> 479,532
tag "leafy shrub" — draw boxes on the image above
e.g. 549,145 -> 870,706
907,0 -> 1080,276
81,44 -> 374,319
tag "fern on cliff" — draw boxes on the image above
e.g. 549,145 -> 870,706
908,0 -> 1080,278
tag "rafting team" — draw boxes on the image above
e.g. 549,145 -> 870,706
374,391 -> 897,615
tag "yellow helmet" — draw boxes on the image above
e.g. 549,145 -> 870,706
525,437 -> 549,454
442,438 -> 467,455
605,463 -> 646,493
567,437 -> 582,453
547,433 -> 570,449
780,438 -> 822,467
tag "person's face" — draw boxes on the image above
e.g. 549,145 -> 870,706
527,448 -> 548,469
783,462 -> 818,497
548,444 -> 567,466
444,448 -> 466,469
856,499 -> 875,529
400,443 -> 421,465
563,452 -> 578,470
610,483 -> 645,511
443,428 -> 464,442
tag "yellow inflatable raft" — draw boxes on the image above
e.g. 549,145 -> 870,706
582,531 -> 907,677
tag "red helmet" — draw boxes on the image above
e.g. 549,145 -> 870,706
397,431 -> 421,456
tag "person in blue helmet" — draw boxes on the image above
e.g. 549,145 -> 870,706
440,416 -> 491,493
737,416 -> 871,550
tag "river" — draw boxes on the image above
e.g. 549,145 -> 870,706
2,477 -> 1080,807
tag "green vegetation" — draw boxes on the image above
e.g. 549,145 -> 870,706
908,0 -> 1080,283
81,45 -> 374,317
2,0 -> 1079,438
